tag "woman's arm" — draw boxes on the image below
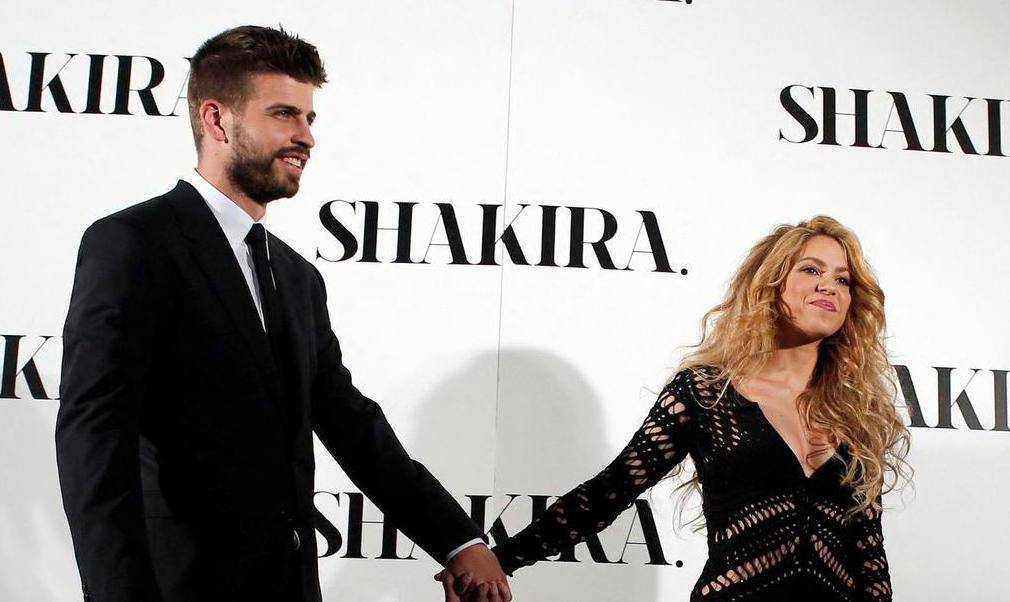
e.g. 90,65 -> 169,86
492,369 -> 697,575
851,501 -> 892,601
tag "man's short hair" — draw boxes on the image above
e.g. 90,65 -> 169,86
187,25 -> 327,151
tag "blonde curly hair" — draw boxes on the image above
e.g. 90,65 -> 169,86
674,215 -> 911,519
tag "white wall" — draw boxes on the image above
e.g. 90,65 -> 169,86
1,1 -> 1007,600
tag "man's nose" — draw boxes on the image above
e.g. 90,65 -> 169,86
293,119 -> 314,149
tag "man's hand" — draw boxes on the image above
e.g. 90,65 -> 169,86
434,544 -> 512,601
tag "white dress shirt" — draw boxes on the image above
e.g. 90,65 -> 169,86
181,170 -> 484,562
182,171 -> 268,330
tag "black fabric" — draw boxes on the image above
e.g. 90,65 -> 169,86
56,181 -> 484,602
492,367 -> 892,602
246,222 -> 298,429
245,223 -> 279,335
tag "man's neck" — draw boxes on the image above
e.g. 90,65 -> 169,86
194,163 -> 266,221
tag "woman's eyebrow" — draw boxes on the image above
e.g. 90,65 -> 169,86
797,256 -> 849,272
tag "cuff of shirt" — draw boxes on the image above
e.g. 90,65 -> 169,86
446,538 -> 486,563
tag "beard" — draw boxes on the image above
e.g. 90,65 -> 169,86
226,121 -> 301,203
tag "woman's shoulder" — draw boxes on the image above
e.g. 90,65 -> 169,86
663,364 -> 726,407
667,364 -> 722,387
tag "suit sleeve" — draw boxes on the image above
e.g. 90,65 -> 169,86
307,267 -> 484,563
56,217 -> 164,602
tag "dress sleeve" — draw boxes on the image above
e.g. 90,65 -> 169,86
851,501 -> 892,601
492,369 -> 697,575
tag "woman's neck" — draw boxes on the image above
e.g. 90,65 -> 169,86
760,331 -> 821,390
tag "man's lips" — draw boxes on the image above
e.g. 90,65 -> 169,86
811,300 -> 837,312
278,153 -> 309,171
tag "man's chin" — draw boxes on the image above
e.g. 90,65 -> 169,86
264,172 -> 300,201
280,180 -> 300,198
276,167 -> 302,195
247,182 -> 298,204
264,188 -> 298,203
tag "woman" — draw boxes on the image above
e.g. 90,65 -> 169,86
440,216 -> 910,601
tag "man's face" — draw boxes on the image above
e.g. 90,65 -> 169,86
226,73 -> 316,203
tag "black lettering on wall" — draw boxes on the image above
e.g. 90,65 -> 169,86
25,52 -> 75,113
341,492 -> 416,560
112,55 -> 167,116
617,499 -> 670,566
779,85 -> 818,144
315,202 -> 682,273
314,491 -> 344,558
317,200 -> 359,262
780,85 -> 1006,157
478,204 -> 530,266
0,51 -> 186,116
1,335 -> 56,400
934,367 -> 984,430
930,95 -> 979,154
819,87 -> 875,148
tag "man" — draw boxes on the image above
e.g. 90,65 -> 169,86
56,25 -> 510,602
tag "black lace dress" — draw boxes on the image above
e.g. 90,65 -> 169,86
492,367 -> 893,601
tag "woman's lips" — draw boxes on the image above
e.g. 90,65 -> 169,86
811,300 -> 837,312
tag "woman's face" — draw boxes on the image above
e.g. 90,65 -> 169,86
778,235 -> 852,343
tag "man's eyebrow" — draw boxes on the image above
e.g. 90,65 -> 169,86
797,256 -> 849,272
266,103 -> 300,113
265,104 -> 316,123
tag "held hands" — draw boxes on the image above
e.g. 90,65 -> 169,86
434,544 -> 512,602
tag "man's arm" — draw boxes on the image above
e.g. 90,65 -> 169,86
56,217 -> 164,602
307,266 -> 484,560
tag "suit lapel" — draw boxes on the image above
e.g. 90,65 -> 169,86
267,235 -> 310,432
164,181 -> 291,424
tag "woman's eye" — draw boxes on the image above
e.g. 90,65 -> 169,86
802,266 -> 819,275
837,277 -> 851,286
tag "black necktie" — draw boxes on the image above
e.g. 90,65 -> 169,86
245,223 -> 281,336
246,224 -> 297,432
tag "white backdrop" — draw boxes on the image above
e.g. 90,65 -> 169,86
2,1 -> 1009,600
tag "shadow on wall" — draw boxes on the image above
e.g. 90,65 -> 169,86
0,400 -> 78,602
490,347 -> 665,602
319,347 -> 664,601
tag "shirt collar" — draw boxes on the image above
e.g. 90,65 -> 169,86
182,169 -> 259,250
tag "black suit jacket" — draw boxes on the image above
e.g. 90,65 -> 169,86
56,181 -> 483,602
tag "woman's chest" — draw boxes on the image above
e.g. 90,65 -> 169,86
690,398 -> 842,490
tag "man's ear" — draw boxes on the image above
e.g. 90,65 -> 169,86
199,99 -> 229,144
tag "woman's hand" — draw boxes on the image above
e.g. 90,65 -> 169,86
436,568 -> 512,601
435,569 -> 462,602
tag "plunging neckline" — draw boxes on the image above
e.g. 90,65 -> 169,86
729,380 -> 838,480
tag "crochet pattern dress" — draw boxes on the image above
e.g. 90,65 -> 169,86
492,367 -> 892,601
